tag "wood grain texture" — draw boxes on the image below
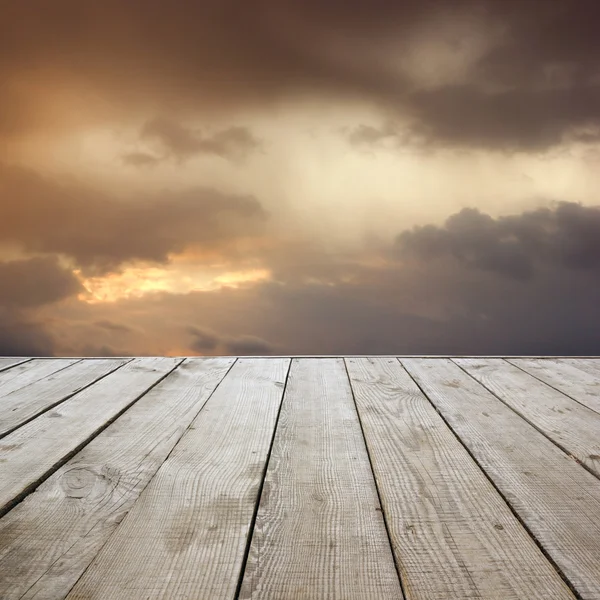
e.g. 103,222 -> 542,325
508,358 -> 600,414
560,358 -> 600,378
402,358 -> 600,600
0,357 -> 234,600
240,358 -> 403,600
67,358 -> 289,600
346,357 -> 575,600
0,359 -> 80,399
0,357 -> 179,517
0,359 -> 129,438
456,358 -> 600,477
0,358 -> 31,373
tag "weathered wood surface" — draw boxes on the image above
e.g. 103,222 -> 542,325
67,358 -> 289,600
403,358 -> 600,600
0,357 -> 179,516
0,356 -> 598,600
346,357 -> 574,600
456,358 -> 600,477
0,359 -> 80,399
240,358 -> 402,599
0,358 -> 31,373
560,358 -> 600,377
508,358 -> 600,414
0,357 -> 234,600
0,358 -> 129,438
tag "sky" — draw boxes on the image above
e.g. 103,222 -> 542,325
1,0 -> 600,356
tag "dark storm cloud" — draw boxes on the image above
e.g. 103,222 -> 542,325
3,0 -> 600,149
0,0 -> 416,132
94,320 -> 134,334
187,327 -> 219,352
345,122 -> 428,152
223,335 -> 275,355
0,310 -> 56,356
105,200 -> 600,357
135,248 -> 600,356
0,257 -> 82,307
187,326 -> 275,355
0,257 -> 81,356
403,2 -> 600,149
76,344 -> 130,357
0,162 -> 267,274
407,84 -> 600,150
347,122 -> 401,146
396,202 -> 600,280
139,118 -> 262,162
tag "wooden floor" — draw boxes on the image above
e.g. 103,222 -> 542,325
1,357 -> 600,599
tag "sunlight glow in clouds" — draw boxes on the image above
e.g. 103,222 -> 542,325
75,267 -> 272,304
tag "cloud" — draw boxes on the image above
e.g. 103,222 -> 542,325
3,1 -> 600,149
0,257 -> 82,307
43,199 -> 600,357
94,320 -> 134,334
0,310 -> 56,356
3,199 -> 600,358
0,257 -> 83,356
121,152 -> 161,167
406,84 -> 600,150
396,202 -> 600,280
187,326 -> 219,352
187,326 -> 275,355
139,118 -> 262,162
75,344 -> 130,357
347,122 -> 402,147
223,335 -> 275,355
0,162 -> 267,274
89,251 -> 600,356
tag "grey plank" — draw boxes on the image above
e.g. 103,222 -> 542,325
346,357 -> 574,600
560,358 -> 600,378
0,359 -> 80,399
0,358 -> 31,373
0,359 -> 129,438
403,358 -> 600,600
456,358 -> 600,477
0,357 -> 180,516
240,358 -> 403,600
508,358 -> 600,414
0,357 -> 235,600
67,358 -> 289,600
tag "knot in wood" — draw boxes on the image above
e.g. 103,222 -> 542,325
60,466 -> 107,499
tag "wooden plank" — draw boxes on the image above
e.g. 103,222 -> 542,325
0,357 -> 179,517
0,359 -> 80,399
455,358 -> 600,477
560,358 -> 600,378
508,358 -> 600,414
403,358 -> 600,600
346,357 -> 575,600
0,359 -> 130,438
239,358 -> 402,600
0,358 -> 31,373
0,357 -> 235,600
67,358 -> 289,600
562,358 -> 600,367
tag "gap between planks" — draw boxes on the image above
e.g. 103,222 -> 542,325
0,357 -> 236,600
452,358 -> 600,480
0,358 -> 182,518
0,359 -> 132,439
346,357 -> 575,600
402,358 -> 600,600
66,358 -> 290,600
